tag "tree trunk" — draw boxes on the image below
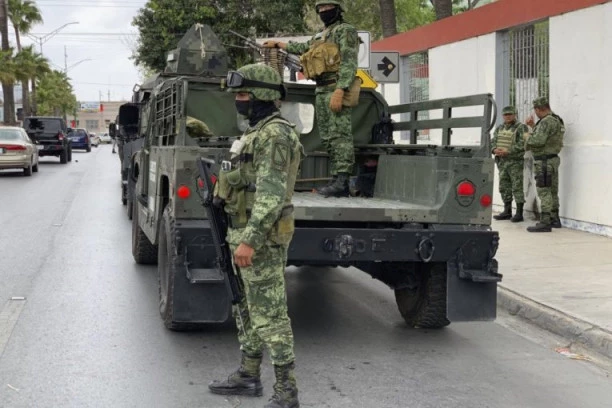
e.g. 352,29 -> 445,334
433,0 -> 453,20
0,0 -> 15,124
21,80 -> 29,116
31,79 -> 37,115
379,0 -> 398,38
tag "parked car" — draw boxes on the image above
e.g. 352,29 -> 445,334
0,126 -> 39,176
23,116 -> 72,164
90,132 -> 101,147
67,128 -> 91,152
99,133 -> 112,144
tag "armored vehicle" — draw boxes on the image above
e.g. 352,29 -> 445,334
126,24 -> 501,331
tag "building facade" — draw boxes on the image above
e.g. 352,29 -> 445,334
67,101 -> 127,134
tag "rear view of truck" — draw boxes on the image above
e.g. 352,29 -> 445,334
288,93 -> 502,328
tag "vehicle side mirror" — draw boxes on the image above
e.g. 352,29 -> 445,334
109,123 -> 116,138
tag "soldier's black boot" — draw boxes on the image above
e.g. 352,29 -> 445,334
527,213 -> 552,233
317,173 -> 349,198
494,202 -> 512,220
209,352 -> 263,397
551,211 -> 562,228
314,175 -> 336,194
511,203 -> 524,223
264,362 -> 299,408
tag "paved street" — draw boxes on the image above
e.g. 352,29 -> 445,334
0,147 -> 611,408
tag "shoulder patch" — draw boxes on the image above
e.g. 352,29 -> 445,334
272,140 -> 290,171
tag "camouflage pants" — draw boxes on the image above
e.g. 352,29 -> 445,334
315,92 -> 355,175
229,239 -> 295,366
534,156 -> 560,224
497,159 -> 525,204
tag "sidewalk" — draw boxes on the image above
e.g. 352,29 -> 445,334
492,217 -> 612,360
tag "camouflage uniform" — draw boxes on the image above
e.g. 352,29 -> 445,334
491,106 -> 528,222
285,0 -> 358,197
209,64 -> 303,408
525,96 -> 565,232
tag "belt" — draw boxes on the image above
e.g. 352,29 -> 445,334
315,78 -> 336,86
534,154 -> 558,160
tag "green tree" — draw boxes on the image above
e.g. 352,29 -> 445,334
30,51 -> 50,115
131,0 -> 307,72
0,48 -> 16,85
13,45 -> 36,115
36,69 -> 77,117
8,0 -> 43,116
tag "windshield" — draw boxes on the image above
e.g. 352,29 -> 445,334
0,129 -> 23,141
24,118 -> 62,133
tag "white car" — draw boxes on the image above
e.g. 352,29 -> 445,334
99,133 -> 112,144
89,132 -> 101,147
0,126 -> 39,176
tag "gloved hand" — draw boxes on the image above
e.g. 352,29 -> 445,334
262,41 -> 287,49
329,89 -> 344,113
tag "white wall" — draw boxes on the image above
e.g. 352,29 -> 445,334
549,2 -> 612,235
430,34 -> 497,146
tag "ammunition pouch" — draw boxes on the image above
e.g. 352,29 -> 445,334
342,77 -> 361,107
268,205 -> 295,246
300,42 -> 341,80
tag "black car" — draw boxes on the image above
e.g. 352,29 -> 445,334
23,116 -> 72,164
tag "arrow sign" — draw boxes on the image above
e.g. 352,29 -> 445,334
377,56 -> 396,77
370,51 -> 400,83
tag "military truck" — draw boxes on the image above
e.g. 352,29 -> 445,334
125,24 -> 501,331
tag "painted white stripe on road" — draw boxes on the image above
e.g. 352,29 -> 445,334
0,298 -> 26,357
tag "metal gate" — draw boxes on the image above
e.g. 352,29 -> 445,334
500,21 -> 550,122
400,51 -> 429,141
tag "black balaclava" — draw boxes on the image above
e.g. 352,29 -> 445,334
318,5 -> 341,27
235,96 -> 278,127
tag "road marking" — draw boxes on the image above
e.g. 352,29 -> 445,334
0,298 -> 27,358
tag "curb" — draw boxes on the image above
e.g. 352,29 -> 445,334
497,286 -> 612,360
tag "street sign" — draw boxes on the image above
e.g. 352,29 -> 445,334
370,51 -> 400,83
357,31 -> 370,69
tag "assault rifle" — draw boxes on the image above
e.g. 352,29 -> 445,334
229,30 -> 303,73
196,158 -> 244,306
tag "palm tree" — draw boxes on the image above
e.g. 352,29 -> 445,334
31,52 -> 50,115
14,45 -> 36,115
0,49 -> 17,123
8,0 -> 43,52
8,0 -> 43,117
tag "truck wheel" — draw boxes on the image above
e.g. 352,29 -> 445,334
394,263 -> 450,329
67,146 -> 72,162
131,199 -> 158,264
158,206 -> 187,330
60,149 -> 67,164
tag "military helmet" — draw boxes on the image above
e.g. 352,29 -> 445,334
532,96 -> 549,108
225,63 -> 283,101
315,0 -> 345,12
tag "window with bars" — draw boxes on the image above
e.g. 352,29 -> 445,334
502,21 -> 550,122
153,82 -> 181,146
401,52 -> 430,141
85,120 -> 99,130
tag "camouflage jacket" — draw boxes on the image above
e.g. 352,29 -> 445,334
491,121 -> 528,160
232,113 -> 303,250
526,112 -> 565,156
286,20 -> 359,91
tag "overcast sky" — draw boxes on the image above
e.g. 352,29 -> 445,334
11,0 -> 147,103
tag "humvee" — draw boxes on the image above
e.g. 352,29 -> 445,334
125,24 -> 501,330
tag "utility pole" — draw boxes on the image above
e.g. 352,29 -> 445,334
64,46 -> 68,72
0,0 -> 16,124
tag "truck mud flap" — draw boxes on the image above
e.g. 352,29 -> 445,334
446,241 -> 501,322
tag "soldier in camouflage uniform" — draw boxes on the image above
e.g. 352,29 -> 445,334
524,96 -> 565,232
263,0 -> 359,197
491,106 -> 529,222
208,64 -> 303,408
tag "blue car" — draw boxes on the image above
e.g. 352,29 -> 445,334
67,128 -> 91,152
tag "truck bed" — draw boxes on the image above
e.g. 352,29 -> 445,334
292,192 -> 434,223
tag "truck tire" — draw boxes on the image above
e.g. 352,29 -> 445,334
68,146 -> 72,162
60,149 -> 67,164
131,199 -> 158,264
394,262 -> 450,329
157,206 -> 187,330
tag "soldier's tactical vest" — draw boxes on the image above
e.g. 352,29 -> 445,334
300,28 -> 341,80
496,127 -> 514,151
532,113 -> 565,155
215,116 -> 301,245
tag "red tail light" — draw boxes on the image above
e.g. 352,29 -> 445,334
0,144 -> 26,151
177,185 -> 191,199
480,194 -> 492,207
457,181 -> 476,196
56,131 -> 64,141
197,178 -> 205,189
